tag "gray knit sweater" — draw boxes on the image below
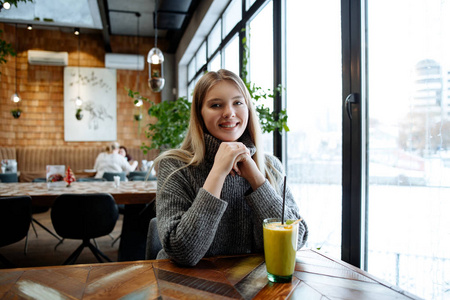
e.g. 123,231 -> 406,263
155,133 -> 308,266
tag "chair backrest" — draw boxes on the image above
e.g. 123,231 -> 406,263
51,193 -> 118,239
32,177 -> 47,182
77,177 -> 107,182
0,196 -> 32,247
102,172 -> 126,182
145,217 -> 162,260
0,173 -> 18,183
128,171 -> 157,181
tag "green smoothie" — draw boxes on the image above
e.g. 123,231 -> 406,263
263,218 -> 299,283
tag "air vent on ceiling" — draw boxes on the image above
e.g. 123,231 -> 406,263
28,50 -> 68,66
105,53 -> 144,71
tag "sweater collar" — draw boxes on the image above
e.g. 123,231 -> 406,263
204,132 -> 257,163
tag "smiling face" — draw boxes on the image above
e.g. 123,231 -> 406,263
201,80 -> 249,142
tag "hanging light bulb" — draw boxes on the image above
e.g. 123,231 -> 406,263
147,47 -> 164,65
11,93 -> 21,103
11,23 -> 21,119
2,2 -> 11,9
147,0 -> 165,93
75,33 -> 83,120
75,96 -> 83,107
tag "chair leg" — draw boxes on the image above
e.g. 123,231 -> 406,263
30,221 -> 38,238
86,242 -> 105,263
111,234 -> 121,247
87,241 -> 113,262
32,218 -> 62,241
24,232 -> 29,255
54,238 -> 65,251
63,243 -> 85,265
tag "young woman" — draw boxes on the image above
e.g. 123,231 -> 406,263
154,69 -> 308,266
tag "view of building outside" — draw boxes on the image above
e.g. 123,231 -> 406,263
367,1 -> 450,299
285,0 -> 342,259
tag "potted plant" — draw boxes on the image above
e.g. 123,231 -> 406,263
75,108 -> 83,120
148,70 -> 165,93
11,108 -> 22,119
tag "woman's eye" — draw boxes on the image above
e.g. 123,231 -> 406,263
211,103 -> 220,108
235,101 -> 243,105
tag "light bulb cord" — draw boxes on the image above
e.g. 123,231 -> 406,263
78,33 -> 81,98
15,23 -> 18,95
154,0 -> 158,48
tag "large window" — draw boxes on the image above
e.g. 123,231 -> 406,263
285,0 -> 342,258
248,1 -> 274,153
178,0 -> 450,298
366,0 -> 450,298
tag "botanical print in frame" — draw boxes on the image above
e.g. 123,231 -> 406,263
64,67 -> 117,141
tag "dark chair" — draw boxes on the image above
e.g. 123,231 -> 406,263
102,172 -> 126,182
77,177 -> 107,182
51,193 -> 119,265
0,196 -> 32,267
145,217 -> 162,260
0,173 -> 19,183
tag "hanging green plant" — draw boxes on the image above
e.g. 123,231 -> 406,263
127,88 -> 190,153
11,108 -> 22,119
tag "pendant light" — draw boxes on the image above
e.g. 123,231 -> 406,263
147,0 -> 165,92
134,12 -> 144,124
75,30 -> 83,120
11,23 -> 21,119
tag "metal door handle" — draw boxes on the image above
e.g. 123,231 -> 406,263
345,93 -> 357,120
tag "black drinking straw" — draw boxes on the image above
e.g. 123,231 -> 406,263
281,176 -> 287,225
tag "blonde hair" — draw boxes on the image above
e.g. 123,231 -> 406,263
154,69 -> 281,190
106,142 -> 120,153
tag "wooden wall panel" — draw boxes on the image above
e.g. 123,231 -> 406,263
0,23 -> 164,150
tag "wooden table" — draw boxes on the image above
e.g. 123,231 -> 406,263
0,250 -> 421,299
0,181 -> 157,206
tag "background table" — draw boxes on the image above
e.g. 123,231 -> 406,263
0,181 -> 157,206
0,250 -> 422,299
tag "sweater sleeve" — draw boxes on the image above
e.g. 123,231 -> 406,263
156,158 -> 228,266
245,155 -> 308,251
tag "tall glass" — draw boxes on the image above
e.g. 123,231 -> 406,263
263,218 -> 299,283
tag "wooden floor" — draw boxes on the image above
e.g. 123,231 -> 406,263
0,210 -> 123,269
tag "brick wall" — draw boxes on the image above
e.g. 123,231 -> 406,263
0,23 -> 167,149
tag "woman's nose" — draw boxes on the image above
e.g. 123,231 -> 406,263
223,105 -> 235,118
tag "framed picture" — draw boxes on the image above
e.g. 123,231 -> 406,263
64,67 -> 117,141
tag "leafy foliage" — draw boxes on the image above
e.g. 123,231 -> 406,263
240,28 -> 289,133
127,89 -> 191,153
0,1 -> 33,72
0,30 -> 16,73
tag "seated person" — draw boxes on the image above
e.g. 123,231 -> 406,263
94,142 -> 138,179
153,69 -> 308,266
119,145 -> 133,162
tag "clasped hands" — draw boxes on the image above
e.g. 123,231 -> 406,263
213,142 -> 263,184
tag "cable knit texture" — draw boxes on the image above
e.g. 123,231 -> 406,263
155,133 -> 308,266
